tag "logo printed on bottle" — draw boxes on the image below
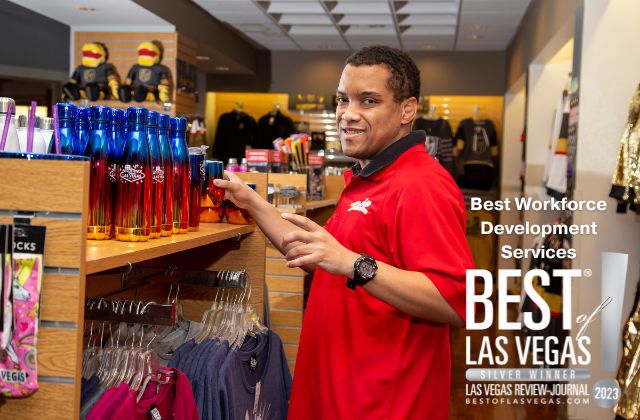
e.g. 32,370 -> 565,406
200,160 -> 205,180
108,164 -> 117,182
119,164 -> 145,183
153,166 -> 165,183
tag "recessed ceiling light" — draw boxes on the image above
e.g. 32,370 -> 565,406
78,6 -> 96,12
469,24 -> 486,31
467,34 -> 482,40
215,66 -> 230,71
318,44 -> 330,50
196,56 -> 210,61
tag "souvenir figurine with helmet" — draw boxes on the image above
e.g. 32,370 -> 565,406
63,42 -> 121,101
119,41 -> 173,103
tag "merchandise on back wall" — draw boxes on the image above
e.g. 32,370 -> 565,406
119,41 -> 173,104
63,42 -> 121,102
454,117 -> 499,190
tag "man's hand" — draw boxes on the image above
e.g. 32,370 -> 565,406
213,171 -> 259,209
281,213 -> 359,277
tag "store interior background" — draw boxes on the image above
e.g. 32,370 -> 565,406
2,0 -> 640,418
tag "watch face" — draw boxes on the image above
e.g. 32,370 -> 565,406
358,258 -> 377,279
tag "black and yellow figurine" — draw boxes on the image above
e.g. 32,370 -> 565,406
119,41 -> 173,103
63,42 -> 120,101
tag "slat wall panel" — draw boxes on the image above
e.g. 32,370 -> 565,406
0,382 -> 76,419
38,328 -> 79,378
427,96 -> 504,142
266,245 -> 284,258
41,274 -> 81,323
271,310 -> 303,327
0,159 -> 87,213
266,260 -> 305,277
273,326 -> 302,344
0,218 -> 83,269
266,275 -> 304,293
324,175 -> 345,201
269,292 -> 303,310
284,344 -> 298,361
0,158 -> 89,420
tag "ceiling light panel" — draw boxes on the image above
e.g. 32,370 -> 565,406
396,2 -> 459,14
267,2 -> 326,13
458,13 -> 521,30
338,14 -> 394,25
346,35 -> 400,49
461,0 -> 529,13
293,36 -> 349,50
211,12 -> 273,24
400,14 -> 457,26
289,25 -> 340,35
194,0 -> 256,12
332,2 -> 391,14
344,25 -> 396,35
403,25 -> 456,36
279,14 -> 334,24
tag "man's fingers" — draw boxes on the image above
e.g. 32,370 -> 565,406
285,244 -> 312,261
281,213 -> 322,232
223,170 -> 242,183
287,253 -> 318,268
281,230 -> 314,249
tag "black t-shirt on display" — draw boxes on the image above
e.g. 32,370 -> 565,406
213,111 -> 257,163
414,117 -> 455,177
255,111 -> 294,150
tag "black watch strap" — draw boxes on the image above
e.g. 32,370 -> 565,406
347,253 -> 378,290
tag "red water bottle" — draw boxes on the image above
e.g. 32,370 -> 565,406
147,111 -> 163,239
85,106 -> 112,240
158,114 -> 173,236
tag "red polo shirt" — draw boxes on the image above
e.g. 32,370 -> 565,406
288,132 -> 473,420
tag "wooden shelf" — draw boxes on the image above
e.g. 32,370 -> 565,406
305,198 -> 338,211
86,223 -> 255,274
275,206 -> 306,214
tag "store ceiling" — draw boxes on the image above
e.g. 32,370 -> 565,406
193,0 -> 531,51
8,0 -> 174,30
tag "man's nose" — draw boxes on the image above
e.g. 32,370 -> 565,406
340,103 -> 361,124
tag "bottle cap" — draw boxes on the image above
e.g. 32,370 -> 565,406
0,97 -> 15,114
158,114 -> 170,129
17,115 -> 27,128
148,110 -> 159,126
228,158 -> 238,165
126,106 -> 149,124
169,116 -> 187,132
90,105 -> 112,122
111,108 -> 126,125
56,102 -> 77,120
40,117 -> 55,131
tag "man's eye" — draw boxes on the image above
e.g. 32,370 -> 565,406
363,98 -> 376,105
337,97 -> 348,104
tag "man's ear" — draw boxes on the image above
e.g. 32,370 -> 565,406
401,97 -> 418,125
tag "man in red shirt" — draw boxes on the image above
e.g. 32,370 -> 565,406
215,45 -> 473,419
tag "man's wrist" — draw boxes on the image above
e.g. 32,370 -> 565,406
344,251 -> 358,278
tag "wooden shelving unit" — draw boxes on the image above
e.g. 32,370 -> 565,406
0,159 -> 267,419
86,223 -> 255,274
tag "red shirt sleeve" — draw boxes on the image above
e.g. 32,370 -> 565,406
386,168 -> 474,322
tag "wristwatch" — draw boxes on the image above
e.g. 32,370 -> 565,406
347,253 -> 378,290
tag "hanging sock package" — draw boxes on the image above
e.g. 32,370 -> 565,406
0,225 -> 12,351
0,224 -> 46,397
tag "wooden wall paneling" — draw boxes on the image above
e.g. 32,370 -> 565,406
427,96 -> 505,141
269,292 -> 304,310
271,310 -> 303,327
266,275 -> 304,293
324,175 -> 345,200
272,326 -> 302,345
0,158 -> 89,419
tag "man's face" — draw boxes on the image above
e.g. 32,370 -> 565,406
336,64 -> 412,160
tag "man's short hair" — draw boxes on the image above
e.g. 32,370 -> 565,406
345,45 -> 421,102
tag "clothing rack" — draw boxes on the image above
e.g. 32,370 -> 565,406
85,298 -> 177,327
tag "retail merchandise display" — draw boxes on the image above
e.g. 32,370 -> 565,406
147,111 -> 164,239
188,146 -> 207,231
63,42 -> 121,102
610,83 -> 640,213
157,114 -> 174,236
254,104 -> 295,150
454,117 -> 499,190
0,223 -> 46,397
119,41 -> 173,104
213,103 -> 257,164
544,80 -> 571,199
414,108 -> 456,177
0,97 -> 19,153
170,116 -> 191,234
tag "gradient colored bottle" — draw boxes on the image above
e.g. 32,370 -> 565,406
206,160 -> 225,207
158,114 -> 174,236
85,106 -> 113,240
108,109 -> 126,238
169,117 -> 190,234
201,160 -> 224,223
147,111 -> 164,239
226,183 -> 256,224
116,107 -> 152,242
49,103 -> 79,154
75,107 -> 90,154
188,147 -> 205,231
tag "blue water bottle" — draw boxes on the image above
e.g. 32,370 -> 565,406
76,107 -> 90,154
49,103 -> 79,154
85,106 -> 113,240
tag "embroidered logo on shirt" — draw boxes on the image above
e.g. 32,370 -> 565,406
348,198 -> 372,214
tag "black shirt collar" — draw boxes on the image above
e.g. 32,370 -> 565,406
351,130 -> 426,178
